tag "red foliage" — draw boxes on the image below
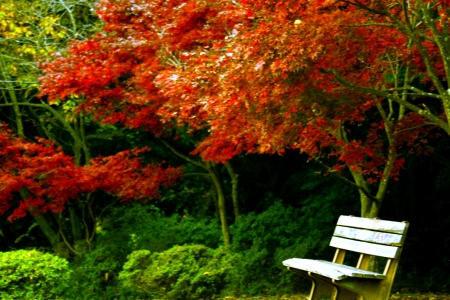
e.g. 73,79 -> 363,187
39,0 -> 444,185
0,124 -> 183,222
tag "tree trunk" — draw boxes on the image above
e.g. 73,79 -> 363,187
207,163 -> 231,247
79,114 -> 91,164
32,214 -> 70,258
69,206 -> 88,254
158,138 -> 232,247
348,169 -> 381,218
225,162 -> 240,220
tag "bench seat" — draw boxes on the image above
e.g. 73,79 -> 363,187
283,258 -> 387,280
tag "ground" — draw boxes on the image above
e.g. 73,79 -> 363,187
218,293 -> 450,300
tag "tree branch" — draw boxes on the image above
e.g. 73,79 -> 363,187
57,218 -> 81,256
315,159 -> 379,203
331,69 -> 450,134
158,138 -> 208,170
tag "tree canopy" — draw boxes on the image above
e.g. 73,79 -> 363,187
39,0 -> 450,217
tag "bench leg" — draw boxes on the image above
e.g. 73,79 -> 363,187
309,274 -> 359,300
287,266 -> 394,300
288,268 -> 336,300
308,272 -> 338,300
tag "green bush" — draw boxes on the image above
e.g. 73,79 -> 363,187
57,203 -> 223,300
226,185 -> 357,297
0,249 -> 71,300
99,203 -> 222,256
98,204 -> 180,256
226,202 -> 313,296
62,245 -> 141,300
119,245 -> 240,299
178,217 -> 223,248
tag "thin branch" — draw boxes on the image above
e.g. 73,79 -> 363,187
57,218 -> 81,256
387,86 -> 442,99
315,159 -> 379,203
86,130 -> 124,140
341,23 -> 396,27
88,195 -> 96,242
392,123 -> 436,136
184,172 -> 210,176
158,138 -> 207,170
58,0 -> 77,33
98,197 -> 120,221
331,69 -> 450,133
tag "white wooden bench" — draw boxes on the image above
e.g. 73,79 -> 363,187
283,215 -> 409,300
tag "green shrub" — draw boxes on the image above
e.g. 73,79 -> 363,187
177,217 -> 222,248
99,203 -> 222,256
98,204 -> 180,256
221,169 -> 361,297
0,249 -> 71,300
61,204 -> 181,300
226,202 -> 312,296
58,203 -> 222,300
119,245 -> 240,299
62,245 -> 147,300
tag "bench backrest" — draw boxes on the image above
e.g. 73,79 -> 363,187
330,216 -> 409,259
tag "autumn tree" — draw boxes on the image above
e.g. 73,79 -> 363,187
39,0 -> 250,246
39,0 -> 450,222
0,0 -> 107,172
116,0 -> 448,218
0,123 -> 182,256
0,0 -> 142,255
175,0 -> 449,218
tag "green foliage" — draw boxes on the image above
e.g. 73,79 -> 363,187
62,245 -> 146,300
99,203 -> 222,256
178,217 -> 222,248
224,170 -> 359,296
117,250 -> 154,296
59,203 -> 223,299
99,204 -> 180,256
0,250 -> 71,300
226,202 -> 312,296
60,203 -> 179,300
119,245 -> 240,300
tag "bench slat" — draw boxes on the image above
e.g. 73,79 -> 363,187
283,258 -> 347,280
282,258 -> 387,280
315,260 -> 387,279
334,226 -> 404,246
337,216 -> 407,234
330,236 -> 400,258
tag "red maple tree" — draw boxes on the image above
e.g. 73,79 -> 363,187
154,0 -> 446,217
40,0 -> 448,218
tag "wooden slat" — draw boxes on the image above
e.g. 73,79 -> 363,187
282,258 -> 387,280
316,260 -> 387,279
330,236 -> 400,258
283,258 -> 347,280
333,226 -> 404,246
337,216 -> 408,234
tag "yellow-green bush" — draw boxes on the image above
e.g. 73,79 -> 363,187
0,250 -> 71,300
119,245 -> 240,299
